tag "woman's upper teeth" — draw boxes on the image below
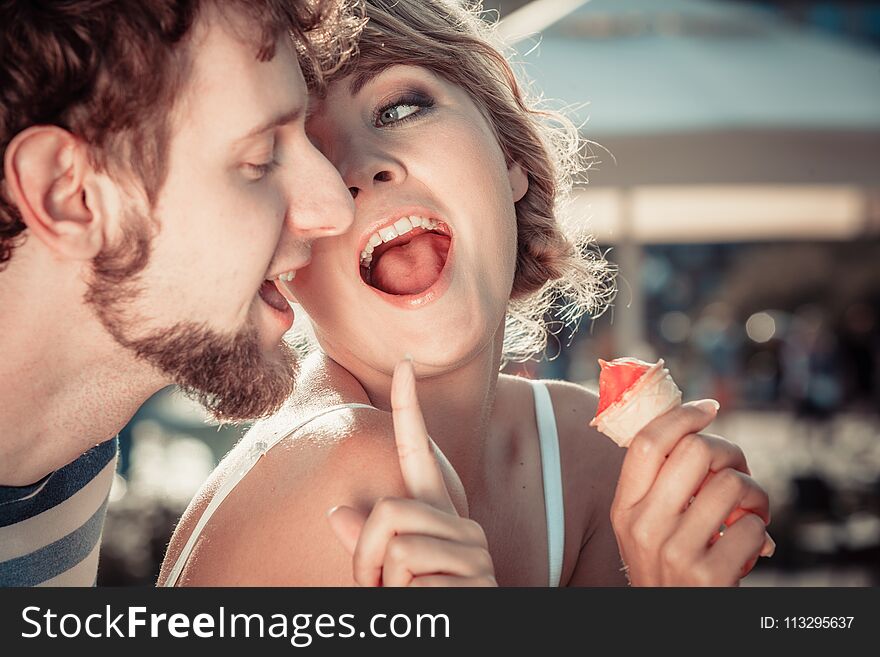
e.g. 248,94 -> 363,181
360,215 -> 439,267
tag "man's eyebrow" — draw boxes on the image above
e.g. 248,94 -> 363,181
234,107 -> 303,143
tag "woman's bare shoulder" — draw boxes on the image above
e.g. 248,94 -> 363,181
541,379 -> 627,585
539,379 -> 625,525
159,403 -> 409,586
493,376 -> 625,585
494,376 -> 623,517
536,378 -> 623,471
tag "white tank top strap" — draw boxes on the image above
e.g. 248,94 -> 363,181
528,379 -> 565,587
163,401 -> 377,587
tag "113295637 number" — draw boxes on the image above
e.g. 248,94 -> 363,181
783,617 -> 854,629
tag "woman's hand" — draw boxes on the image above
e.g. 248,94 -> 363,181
610,401 -> 774,586
326,358 -> 497,587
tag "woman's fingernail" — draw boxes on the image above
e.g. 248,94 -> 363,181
694,399 -> 721,414
392,357 -> 417,404
760,532 -> 776,558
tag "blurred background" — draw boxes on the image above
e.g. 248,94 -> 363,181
98,0 -> 880,586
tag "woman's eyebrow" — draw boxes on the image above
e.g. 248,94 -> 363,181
348,64 -> 394,96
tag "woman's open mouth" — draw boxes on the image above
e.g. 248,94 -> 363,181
358,214 -> 452,299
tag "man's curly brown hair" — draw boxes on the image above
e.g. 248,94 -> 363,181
0,0 -> 364,269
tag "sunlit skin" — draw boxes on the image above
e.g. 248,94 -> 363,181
296,65 -> 522,388
0,7 -> 354,486
162,64 -> 771,587
161,65 -> 626,586
126,15 -> 353,355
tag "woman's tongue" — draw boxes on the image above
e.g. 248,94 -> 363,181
370,232 -> 450,296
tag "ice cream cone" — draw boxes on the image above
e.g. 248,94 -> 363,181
590,359 -> 682,447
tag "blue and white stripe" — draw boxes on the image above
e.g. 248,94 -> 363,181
0,438 -> 117,587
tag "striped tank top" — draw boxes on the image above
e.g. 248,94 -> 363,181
0,438 -> 118,586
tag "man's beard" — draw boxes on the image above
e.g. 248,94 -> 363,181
84,210 -> 296,421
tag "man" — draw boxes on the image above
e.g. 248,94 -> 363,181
0,0 -> 358,585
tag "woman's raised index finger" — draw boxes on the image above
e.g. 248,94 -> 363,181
391,357 -> 457,514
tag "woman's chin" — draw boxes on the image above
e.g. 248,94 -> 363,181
397,330 -> 498,374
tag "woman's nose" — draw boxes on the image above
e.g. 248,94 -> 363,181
339,135 -> 406,201
348,169 -> 395,199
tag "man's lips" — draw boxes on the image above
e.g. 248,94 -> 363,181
266,258 -> 309,302
259,279 -> 290,312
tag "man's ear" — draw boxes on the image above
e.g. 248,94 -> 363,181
3,126 -> 104,260
508,161 -> 529,203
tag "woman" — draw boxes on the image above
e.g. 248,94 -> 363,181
159,0 -> 772,587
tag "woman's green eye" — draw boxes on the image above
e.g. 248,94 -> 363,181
377,103 -> 421,126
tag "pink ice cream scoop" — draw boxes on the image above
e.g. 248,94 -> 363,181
590,357 -> 682,447
591,357 -> 776,559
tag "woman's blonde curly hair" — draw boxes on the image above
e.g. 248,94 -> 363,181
328,0 -> 615,364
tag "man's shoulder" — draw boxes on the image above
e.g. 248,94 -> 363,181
0,438 -> 118,586
0,437 -> 117,516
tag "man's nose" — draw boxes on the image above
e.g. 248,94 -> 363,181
286,142 -> 355,239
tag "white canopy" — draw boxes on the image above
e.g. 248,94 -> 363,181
500,0 -> 880,241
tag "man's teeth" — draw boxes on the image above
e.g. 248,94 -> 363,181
275,270 -> 296,282
360,215 -> 439,267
